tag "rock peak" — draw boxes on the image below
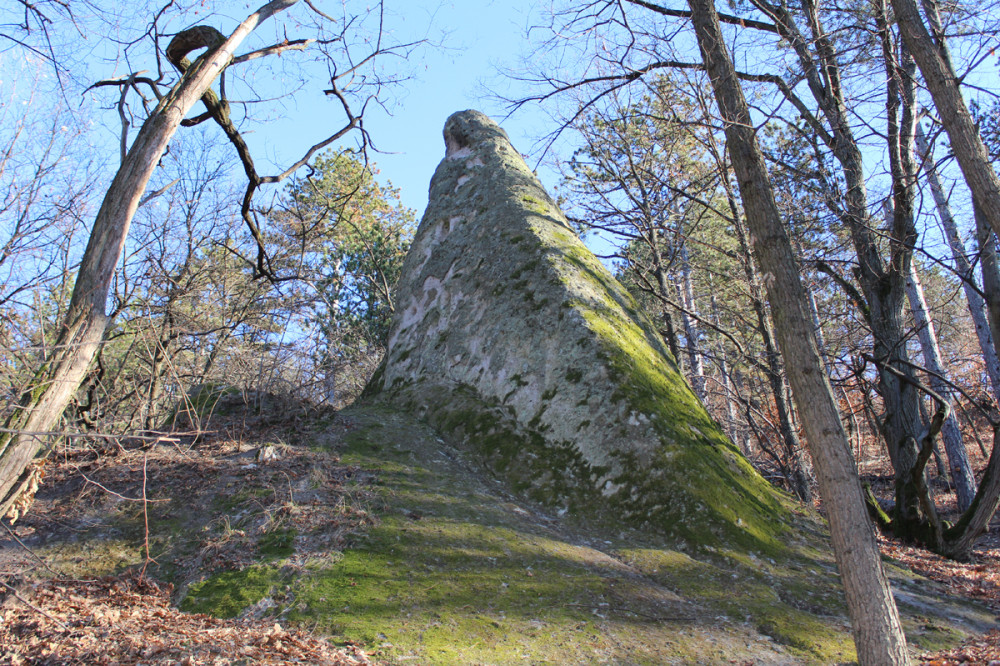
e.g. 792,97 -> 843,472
443,110 -> 509,157
367,109 -> 793,553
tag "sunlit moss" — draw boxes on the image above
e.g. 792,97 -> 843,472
180,565 -> 283,618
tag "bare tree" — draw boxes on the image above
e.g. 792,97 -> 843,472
905,258 -> 976,510
915,122 -> 1000,405
0,72 -> 98,411
0,0 -> 417,519
683,0 -> 909,660
891,0 -> 1000,240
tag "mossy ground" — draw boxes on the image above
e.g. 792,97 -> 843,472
202,407 -> 992,663
274,408 -> 814,664
180,565 -> 284,618
3,404 -> 992,664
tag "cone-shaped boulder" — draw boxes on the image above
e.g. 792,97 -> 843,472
367,110 -> 791,552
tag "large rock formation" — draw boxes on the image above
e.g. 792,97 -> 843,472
367,110 -> 791,552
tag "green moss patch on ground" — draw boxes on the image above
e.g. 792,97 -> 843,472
226,407 -> 912,664
293,406 -> 991,664
180,564 -> 284,618
276,408 -> 807,664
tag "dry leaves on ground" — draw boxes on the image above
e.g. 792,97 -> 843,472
0,571 -> 370,665
878,522 -> 1000,665
918,630 -> 1000,666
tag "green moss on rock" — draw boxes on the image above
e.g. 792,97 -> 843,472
368,110 -> 795,557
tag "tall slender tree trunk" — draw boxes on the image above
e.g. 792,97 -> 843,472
891,0 -> 1000,241
685,1 -> 908,661
841,386 -> 863,461
650,231 -> 684,367
805,281 -> 829,361
915,123 -> 1000,404
905,261 -> 977,509
732,208 -> 813,501
145,342 -> 169,431
883,21 -> 934,541
677,244 -> 706,399
0,0 -> 301,519
711,290 -> 743,451
975,204 -> 1000,372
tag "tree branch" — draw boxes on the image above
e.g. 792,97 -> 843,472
623,0 -> 778,33
814,260 -> 870,322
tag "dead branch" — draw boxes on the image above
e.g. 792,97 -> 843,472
230,38 -> 316,65
69,463 -> 169,504
0,427 -> 180,443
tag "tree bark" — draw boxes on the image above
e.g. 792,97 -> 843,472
0,0 -> 301,519
975,204 -> 1000,372
685,0 -> 909,662
905,261 -> 977,510
890,0 -> 1000,240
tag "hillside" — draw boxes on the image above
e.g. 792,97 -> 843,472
0,398 -> 995,664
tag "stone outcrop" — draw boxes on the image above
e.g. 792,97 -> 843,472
367,110 -> 792,551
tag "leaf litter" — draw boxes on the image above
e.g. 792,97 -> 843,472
1,572 -> 370,665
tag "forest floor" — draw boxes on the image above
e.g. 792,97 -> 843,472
857,446 -> 1000,665
0,397 -> 997,665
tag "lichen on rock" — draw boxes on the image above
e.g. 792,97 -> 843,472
366,109 -> 793,553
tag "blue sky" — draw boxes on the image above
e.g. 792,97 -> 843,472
7,0 -> 994,261
364,1 -> 548,214
1,1 -> 554,220
256,0 -> 554,218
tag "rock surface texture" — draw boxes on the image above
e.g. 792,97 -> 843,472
368,110 -> 790,551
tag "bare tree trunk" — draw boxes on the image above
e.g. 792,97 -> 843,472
753,0 -> 925,535
905,260 -> 977,509
975,204 -> 1000,375
805,280 -> 829,362
732,207 -> 813,501
942,426 -> 1000,559
144,342 -> 169,431
650,231 -> 684,367
877,17 -> 998,558
841,386 -> 863,461
916,123 -> 1000,403
677,244 -> 706,399
930,212 -> 1000,557
891,0 -> 1000,240
0,0 -> 301,519
711,290 -> 743,450
685,0 -> 908,661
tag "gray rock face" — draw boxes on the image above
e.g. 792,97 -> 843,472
368,110 -> 790,551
